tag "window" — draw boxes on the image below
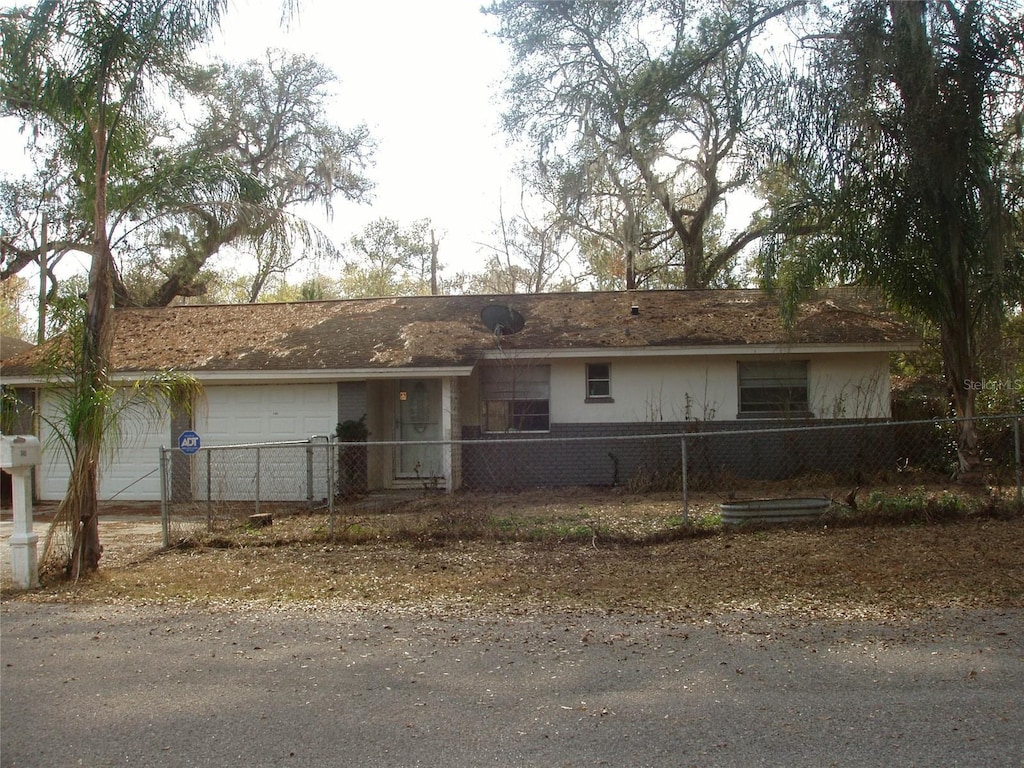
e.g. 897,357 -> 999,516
738,361 -> 810,417
481,364 -> 550,432
586,363 -> 612,401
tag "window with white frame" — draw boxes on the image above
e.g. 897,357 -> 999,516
737,361 -> 810,417
481,364 -> 550,432
586,362 -> 612,401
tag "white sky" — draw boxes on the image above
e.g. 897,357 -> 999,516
206,0 -> 519,278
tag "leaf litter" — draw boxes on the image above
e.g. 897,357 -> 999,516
4,487 -> 1022,627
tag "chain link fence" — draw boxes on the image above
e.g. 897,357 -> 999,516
160,439 -> 336,545
681,415 -> 1023,519
161,414 -> 1023,544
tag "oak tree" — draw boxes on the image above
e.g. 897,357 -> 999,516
488,0 -> 801,289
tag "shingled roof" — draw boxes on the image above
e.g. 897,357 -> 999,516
0,335 -> 33,360
0,288 -> 917,378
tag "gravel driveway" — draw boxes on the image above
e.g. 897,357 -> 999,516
2,600 -> 1022,767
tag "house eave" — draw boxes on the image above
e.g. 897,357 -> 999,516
0,341 -> 919,387
0,366 -> 477,387
476,341 -> 919,361
183,366 -> 476,384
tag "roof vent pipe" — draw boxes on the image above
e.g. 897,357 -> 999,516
630,305 -> 640,316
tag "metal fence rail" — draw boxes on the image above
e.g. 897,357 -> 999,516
160,439 -> 337,545
160,414 -> 1023,544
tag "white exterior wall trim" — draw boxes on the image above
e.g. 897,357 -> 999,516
0,367 -> 475,387
477,343 -> 915,361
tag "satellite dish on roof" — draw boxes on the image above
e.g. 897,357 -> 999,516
480,305 -> 525,336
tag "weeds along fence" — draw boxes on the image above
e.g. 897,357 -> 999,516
160,415 -> 1023,544
158,431 -> 689,545
680,414 -> 1023,519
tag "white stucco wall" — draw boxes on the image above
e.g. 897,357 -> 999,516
547,352 -> 893,425
550,356 -> 738,423
808,352 -> 892,419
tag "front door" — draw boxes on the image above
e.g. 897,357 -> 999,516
396,379 -> 444,482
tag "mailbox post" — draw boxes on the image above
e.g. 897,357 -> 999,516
1,435 -> 42,589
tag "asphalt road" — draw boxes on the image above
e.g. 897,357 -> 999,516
2,601 -> 1022,767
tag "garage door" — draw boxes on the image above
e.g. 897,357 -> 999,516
197,383 -> 338,444
38,391 -> 170,502
193,383 -> 339,503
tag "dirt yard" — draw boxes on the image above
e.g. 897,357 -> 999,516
5,485 -> 1023,621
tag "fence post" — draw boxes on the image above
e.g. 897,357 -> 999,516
328,441 -> 335,538
681,435 -> 688,524
1015,416 -> 1022,511
305,443 -> 314,506
159,447 -> 169,548
206,449 -> 212,533
255,446 -> 261,516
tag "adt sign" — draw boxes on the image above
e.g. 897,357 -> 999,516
178,430 -> 201,455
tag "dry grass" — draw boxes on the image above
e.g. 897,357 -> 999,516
6,485 -> 1023,621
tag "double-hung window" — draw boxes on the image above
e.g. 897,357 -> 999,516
481,364 -> 550,432
737,361 -> 810,418
586,363 -> 612,401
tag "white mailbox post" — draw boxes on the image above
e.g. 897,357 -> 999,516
1,435 -> 42,589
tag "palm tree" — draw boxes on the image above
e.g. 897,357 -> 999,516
1,0 -> 233,575
760,1 -> 1024,479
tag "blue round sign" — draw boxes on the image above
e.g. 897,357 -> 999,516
178,430 -> 201,455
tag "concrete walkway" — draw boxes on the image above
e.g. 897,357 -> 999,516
0,507 -> 163,585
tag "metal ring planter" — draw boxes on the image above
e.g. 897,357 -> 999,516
720,497 -> 831,526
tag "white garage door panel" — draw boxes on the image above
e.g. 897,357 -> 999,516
199,384 -> 338,443
196,384 -> 338,502
38,392 -> 169,502
38,422 -> 71,502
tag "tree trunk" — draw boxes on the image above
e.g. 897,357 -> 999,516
64,125 -> 116,576
888,1 -> 986,483
62,460 -> 102,579
429,229 -> 439,295
683,238 -> 704,291
941,320 -> 983,483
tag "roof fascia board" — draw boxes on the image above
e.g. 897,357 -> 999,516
476,342 -> 918,360
152,367 -> 477,384
1,341 -> 919,387
0,366 -> 476,387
